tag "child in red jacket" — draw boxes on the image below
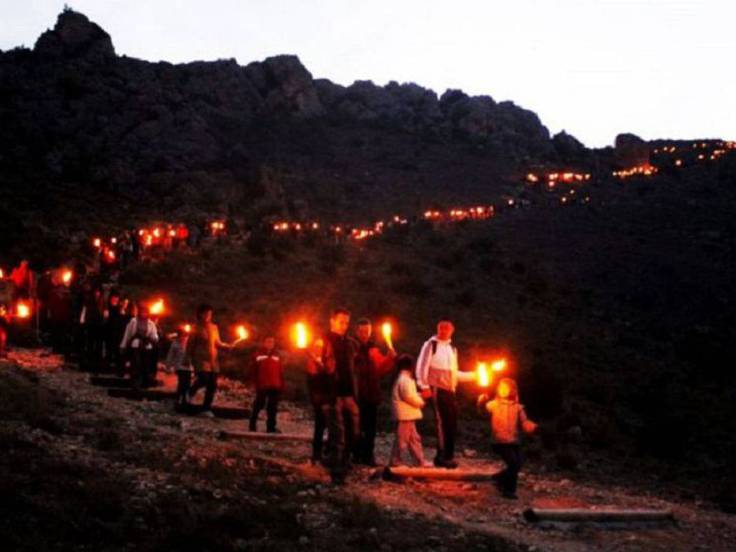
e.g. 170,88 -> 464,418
249,336 -> 284,433
478,378 -> 537,499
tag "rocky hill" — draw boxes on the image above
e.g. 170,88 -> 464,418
0,9 -> 588,231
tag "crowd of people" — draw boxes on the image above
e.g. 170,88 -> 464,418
0,265 -> 537,496
159,304 -> 537,496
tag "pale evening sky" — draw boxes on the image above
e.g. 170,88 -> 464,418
1,0 -> 734,147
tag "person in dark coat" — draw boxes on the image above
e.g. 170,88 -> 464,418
353,318 -> 396,466
47,279 -> 72,354
322,308 -> 358,481
103,290 -> 125,373
81,286 -> 105,372
305,337 -> 334,464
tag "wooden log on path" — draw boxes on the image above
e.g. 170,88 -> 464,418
523,508 -> 675,524
90,375 -> 164,388
177,404 -> 251,419
219,430 -> 313,442
382,466 -> 498,482
107,388 -> 176,401
211,406 -> 251,419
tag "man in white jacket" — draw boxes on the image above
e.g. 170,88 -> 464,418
119,305 -> 159,389
416,319 -> 475,468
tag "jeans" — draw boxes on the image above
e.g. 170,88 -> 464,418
129,348 -> 156,389
390,421 -> 425,466
358,401 -> 379,463
492,444 -> 523,494
311,401 -> 330,461
176,370 -> 192,406
329,395 -> 360,471
250,389 -> 280,431
190,371 -> 218,410
431,387 -> 458,461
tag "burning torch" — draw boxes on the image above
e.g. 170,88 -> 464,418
15,301 -> 31,321
381,321 -> 395,352
476,362 -> 491,388
292,322 -> 310,350
149,298 -> 165,317
235,324 -> 249,343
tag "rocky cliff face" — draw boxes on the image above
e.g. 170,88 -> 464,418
0,9 -> 581,225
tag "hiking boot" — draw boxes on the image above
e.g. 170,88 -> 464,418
434,457 -> 459,469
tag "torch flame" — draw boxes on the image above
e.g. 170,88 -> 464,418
491,358 -> 508,372
150,298 -> 165,316
294,322 -> 309,349
236,325 -> 249,341
61,269 -> 73,285
183,324 -> 192,333
16,302 -> 31,319
477,362 -> 490,387
93,238 -> 102,248
381,321 -> 395,350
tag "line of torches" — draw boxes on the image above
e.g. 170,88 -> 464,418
617,140 -> 735,179
3,265 -> 508,384
271,205 -> 496,242
526,171 -> 592,188
90,219 -> 227,259
159,312 -> 506,386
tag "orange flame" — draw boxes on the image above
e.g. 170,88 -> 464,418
477,362 -> 490,387
16,302 -> 31,319
381,321 -> 394,350
61,269 -> 73,285
293,322 -> 309,349
149,298 -> 165,316
236,325 -> 249,341
491,358 -> 508,372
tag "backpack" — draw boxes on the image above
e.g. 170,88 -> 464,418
430,338 -> 457,358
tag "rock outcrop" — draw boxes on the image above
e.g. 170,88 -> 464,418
614,132 -> 650,166
34,9 -> 115,61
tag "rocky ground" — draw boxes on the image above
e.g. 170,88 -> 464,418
2,348 -> 734,551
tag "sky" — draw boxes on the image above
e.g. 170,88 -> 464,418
1,0 -> 734,147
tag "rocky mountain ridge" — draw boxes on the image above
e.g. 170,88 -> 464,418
0,9 -> 581,208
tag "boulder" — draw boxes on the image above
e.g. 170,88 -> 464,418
614,132 -> 650,166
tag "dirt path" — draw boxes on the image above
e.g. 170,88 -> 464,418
4,347 -> 735,552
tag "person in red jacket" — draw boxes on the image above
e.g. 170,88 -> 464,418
249,336 -> 284,433
353,318 -> 396,466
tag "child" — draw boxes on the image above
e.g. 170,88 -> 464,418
390,355 -> 431,467
478,377 -> 537,499
249,336 -> 284,433
165,327 -> 191,408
